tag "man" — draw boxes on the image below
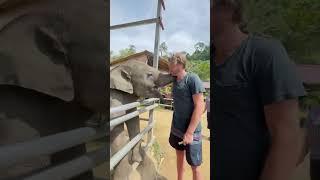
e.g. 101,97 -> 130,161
212,1 -> 306,180
168,53 -> 205,180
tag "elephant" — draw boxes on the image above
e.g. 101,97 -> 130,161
0,0 -> 108,179
110,60 -> 173,180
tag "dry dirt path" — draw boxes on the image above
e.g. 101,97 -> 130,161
140,108 -> 211,180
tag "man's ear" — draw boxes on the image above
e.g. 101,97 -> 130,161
34,26 -> 68,65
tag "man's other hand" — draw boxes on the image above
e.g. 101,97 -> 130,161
183,132 -> 194,145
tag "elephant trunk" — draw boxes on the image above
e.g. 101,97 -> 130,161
155,73 -> 174,87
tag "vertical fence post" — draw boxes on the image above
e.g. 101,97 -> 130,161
147,106 -> 154,145
153,0 -> 162,70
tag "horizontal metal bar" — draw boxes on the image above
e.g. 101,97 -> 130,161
142,98 -> 159,103
110,18 -> 158,30
0,127 -> 97,169
24,147 -> 107,180
162,98 -> 173,100
110,104 -> 158,128
110,102 -> 140,114
159,104 -> 173,107
110,122 -> 155,170
139,118 -> 149,121
138,104 -> 158,114
110,98 -> 159,115
110,111 -> 140,128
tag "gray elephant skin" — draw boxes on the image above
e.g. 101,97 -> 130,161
110,60 -> 172,180
0,0 -> 108,179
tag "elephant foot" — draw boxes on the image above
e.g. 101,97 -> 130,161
112,157 -> 132,180
129,166 -> 141,180
136,152 -> 167,180
130,143 -> 143,164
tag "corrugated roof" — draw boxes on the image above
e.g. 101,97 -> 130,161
110,50 -> 169,71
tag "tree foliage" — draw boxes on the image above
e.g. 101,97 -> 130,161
187,60 -> 210,81
243,0 -> 320,64
159,42 -> 168,57
187,42 -> 210,61
111,45 -> 136,61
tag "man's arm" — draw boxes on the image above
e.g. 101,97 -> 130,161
260,99 -> 302,180
252,39 -> 306,179
186,93 -> 205,135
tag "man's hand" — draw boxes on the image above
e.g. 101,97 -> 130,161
182,131 -> 194,145
185,93 -> 205,144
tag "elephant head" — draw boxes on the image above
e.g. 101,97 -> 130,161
0,0 -> 108,112
110,60 -> 173,98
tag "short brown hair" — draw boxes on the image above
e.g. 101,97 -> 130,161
168,52 -> 187,68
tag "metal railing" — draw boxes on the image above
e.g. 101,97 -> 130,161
159,98 -> 173,109
110,98 -> 159,170
0,124 -> 107,179
0,97 -> 159,179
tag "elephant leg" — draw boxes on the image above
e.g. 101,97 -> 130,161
110,124 -> 132,180
125,108 -> 142,164
136,150 -> 167,180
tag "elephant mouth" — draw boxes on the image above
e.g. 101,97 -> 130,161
153,85 -> 159,90
152,86 -> 162,97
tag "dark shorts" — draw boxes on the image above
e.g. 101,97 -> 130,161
169,133 -> 202,166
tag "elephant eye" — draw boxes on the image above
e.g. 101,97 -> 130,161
147,72 -> 153,78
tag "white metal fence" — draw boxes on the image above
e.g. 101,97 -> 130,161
159,98 -> 173,110
110,98 -> 159,170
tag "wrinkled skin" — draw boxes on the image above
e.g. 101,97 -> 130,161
110,60 -> 172,180
0,0 -> 108,179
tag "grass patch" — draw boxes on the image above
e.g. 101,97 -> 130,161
152,139 -> 165,169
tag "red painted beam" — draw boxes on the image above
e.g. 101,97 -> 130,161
159,17 -> 164,30
161,0 -> 165,10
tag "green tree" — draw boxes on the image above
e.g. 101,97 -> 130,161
187,60 -> 210,81
195,42 -> 206,52
188,42 -> 210,61
243,0 -> 320,64
113,45 -> 137,59
159,42 -> 168,57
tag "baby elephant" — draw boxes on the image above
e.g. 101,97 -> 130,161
110,60 -> 173,180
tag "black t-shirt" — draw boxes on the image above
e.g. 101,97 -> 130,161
212,34 -> 306,180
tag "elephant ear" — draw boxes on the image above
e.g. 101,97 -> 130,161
0,14 -> 74,102
110,66 -> 133,94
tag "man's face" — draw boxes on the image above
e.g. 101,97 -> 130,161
212,5 -> 235,37
169,62 -> 183,76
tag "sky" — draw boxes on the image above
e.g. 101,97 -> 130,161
110,0 -> 210,55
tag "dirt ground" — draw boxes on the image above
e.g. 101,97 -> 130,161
140,108 -> 210,180
140,108 -> 311,180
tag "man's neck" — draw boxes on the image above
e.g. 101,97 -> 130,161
176,70 -> 187,81
214,26 -> 248,65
